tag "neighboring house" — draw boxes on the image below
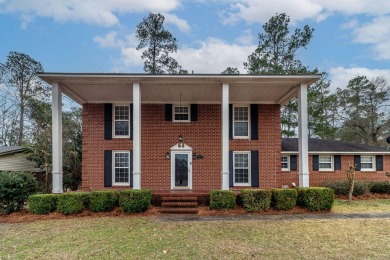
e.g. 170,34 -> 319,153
281,138 -> 390,186
0,146 -> 40,172
39,73 -> 321,193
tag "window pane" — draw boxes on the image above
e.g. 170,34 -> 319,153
234,122 -> 248,136
361,156 -> 373,163
115,121 -> 129,135
115,106 -> 129,120
319,163 -> 332,169
319,156 -> 332,163
235,169 -> 249,183
234,107 -> 249,121
115,168 -> 129,183
174,114 -> 189,121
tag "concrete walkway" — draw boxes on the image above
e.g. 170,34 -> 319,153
157,212 -> 390,222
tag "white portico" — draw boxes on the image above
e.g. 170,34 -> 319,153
39,73 -> 320,193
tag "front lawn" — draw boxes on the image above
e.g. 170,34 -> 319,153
1,216 -> 390,259
332,199 -> 390,213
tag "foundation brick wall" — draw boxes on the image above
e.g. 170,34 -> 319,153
82,103 -> 282,191
281,155 -> 390,187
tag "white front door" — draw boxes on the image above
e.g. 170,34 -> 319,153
171,151 -> 192,189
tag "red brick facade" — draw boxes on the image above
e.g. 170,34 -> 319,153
82,103 -> 282,191
281,155 -> 390,187
82,103 -> 390,191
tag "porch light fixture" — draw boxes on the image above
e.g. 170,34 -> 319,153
165,152 -> 170,159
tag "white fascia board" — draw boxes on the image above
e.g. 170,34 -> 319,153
281,151 -> 390,155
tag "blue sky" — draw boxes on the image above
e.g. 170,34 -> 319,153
1,0 -> 390,90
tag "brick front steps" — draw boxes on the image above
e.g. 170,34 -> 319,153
159,196 -> 199,214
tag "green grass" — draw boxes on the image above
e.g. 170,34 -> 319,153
333,199 -> 390,213
1,216 -> 390,259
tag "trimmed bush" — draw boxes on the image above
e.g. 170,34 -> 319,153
57,192 -> 90,215
272,188 -> 298,210
0,171 -> 38,214
241,189 -> 271,211
119,190 -> 151,213
89,191 -> 118,212
297,187 -> 334,211
322,180 -> 369,196
209,190 -> 236,210
370,182 -> 390,194
28,194 -> 59,214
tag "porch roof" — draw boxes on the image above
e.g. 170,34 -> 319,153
38,73 -> 321,105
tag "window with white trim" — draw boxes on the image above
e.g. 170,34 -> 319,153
233,152 -> 251,186
233,105 -> 250,138
173,105 -> 190,122
114,105 -> 130,137
361,156 -> 375,171
319,156 -> 333,171
281,156 -> 289,171
113,151 -> 130,185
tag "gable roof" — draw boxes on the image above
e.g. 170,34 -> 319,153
282,138 -> 390,154
0,146 -> 26,156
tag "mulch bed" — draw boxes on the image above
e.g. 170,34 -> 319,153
1,193 -> 389,223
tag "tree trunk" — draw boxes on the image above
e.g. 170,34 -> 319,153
18,94 -> 24,146
348,181 -> 354,203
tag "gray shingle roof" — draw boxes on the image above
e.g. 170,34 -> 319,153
0,146 -> 26,155
282,138 -> 389,153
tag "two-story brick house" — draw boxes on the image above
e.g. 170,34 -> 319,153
39,73 -> 321,193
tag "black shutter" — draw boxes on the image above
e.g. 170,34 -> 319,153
229,151 -> 233,187
229,104 -> 233,140
290,155 -> 297,171
354,155 -> 361,171
129,104 -> 133,140
165,104 -> 172,121
190,104 -> 198,121
251,150 -> 259,187
334,155 -> 341,170
376,155 -> 383,171
104,150 -> 112,187
250,104 -> 258,140
130,150 -> 133,186
313,155 -> 319,171
104,103 -> 112,140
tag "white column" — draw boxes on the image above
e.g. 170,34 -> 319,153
52,82 -> 63,193
222,83 -> 230,190
133,83 -> 141,189
298,83 -> 309,187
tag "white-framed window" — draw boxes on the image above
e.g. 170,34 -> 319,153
113,151 -> 130,185
361,156 -> 375,171
173,105 -> 190,122
233,151 -> 251,186
113,105 -> 130,137
233,105 -> 250,138
319,155 -> 333,171
281,156 -> 289,171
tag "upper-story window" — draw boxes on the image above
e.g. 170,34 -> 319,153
281,156 -> 289,171
114,105 -> 130,137
319,155 -> 333,171
361,156 -> 375,171
173,105 -> 190,122
233,105 -> 250,138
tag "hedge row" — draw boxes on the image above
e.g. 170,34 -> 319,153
323,180 -> 390,195
28,190 -> 151,215
210,187 -> 334,211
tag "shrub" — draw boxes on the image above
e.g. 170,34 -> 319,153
119,190 -> 151,213
297,187 -> 334,211
89,191 -> 118,212
28,194 -> 59,214
0,171 -> 38,214
272,188 -> 298,210
322,180 -> 369,196
241,189 -> 271,211
370,182 -> 390,194
209,190 -> 236,210
57,192 -> 90,215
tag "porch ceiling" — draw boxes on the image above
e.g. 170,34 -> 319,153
38,73 -> 321,105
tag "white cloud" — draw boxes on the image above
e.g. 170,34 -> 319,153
164,13 -> 190,33
328,66 -> 390,91
351,16 -> 390,60
1,0 -> 181,27
174,38 -> 255,73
